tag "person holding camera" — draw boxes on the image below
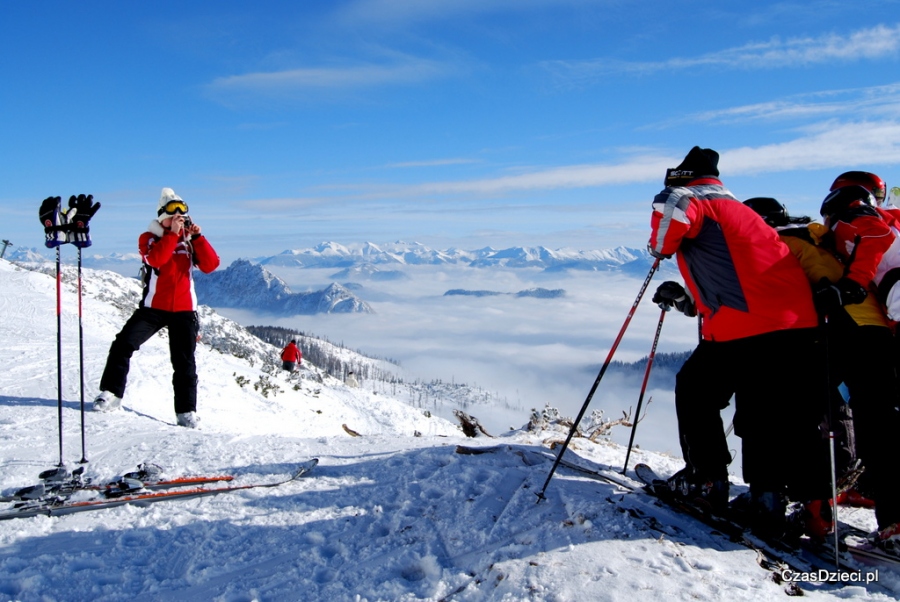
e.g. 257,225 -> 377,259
93,188 -> 220,428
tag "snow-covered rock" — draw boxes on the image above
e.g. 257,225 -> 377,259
193,259 -> 374,315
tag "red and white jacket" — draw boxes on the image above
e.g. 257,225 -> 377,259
829,203 -> 900,320
139,221 -> 220,312
649,177 -> 818,341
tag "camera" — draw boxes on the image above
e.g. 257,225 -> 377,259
182,216 -> 193,229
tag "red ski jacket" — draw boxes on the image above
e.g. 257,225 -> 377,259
139,222 -> 220,312
281,342 -> 302,363
649,177 -> 818,341
828,204 -> 900,308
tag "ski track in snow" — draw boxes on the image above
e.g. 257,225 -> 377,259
0,259 -> 897,601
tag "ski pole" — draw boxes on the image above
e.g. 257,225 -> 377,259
77,247 -> 88,464
536,257 -> 660,502
819,244 -> 861,569
55,246 -> 64,468
821,313 -> 840,569
622,305 -> 666,474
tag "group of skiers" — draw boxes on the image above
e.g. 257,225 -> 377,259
648,146 -> 900,550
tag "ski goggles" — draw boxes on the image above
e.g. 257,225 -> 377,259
159,200 -> 189,216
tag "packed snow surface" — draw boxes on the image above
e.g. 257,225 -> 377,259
0,259 -> 896,601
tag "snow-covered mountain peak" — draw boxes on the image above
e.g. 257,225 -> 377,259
194,260 -> 373,315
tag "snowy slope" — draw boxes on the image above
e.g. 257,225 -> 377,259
0,258 -> 896,601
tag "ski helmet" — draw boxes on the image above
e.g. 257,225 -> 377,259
830,171 -> 886,206
743,197 -> 788,227
820,185 -> 875,218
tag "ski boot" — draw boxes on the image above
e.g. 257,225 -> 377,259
746,489 -> 788,540
666,466 -> 729,514
93,391 -> 122,412
787,499 -> 834,543
869,522 -> 900,556
103,478 -> 145,499
123,463 -> 163,482
176,412 -> 200,429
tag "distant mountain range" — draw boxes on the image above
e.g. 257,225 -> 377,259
444,288 -> 565,299
256,241 -> 660,274
10,241 -> 668,277
5,247 -> 52,263
7,247 -> 144,275
192,260 -> 373,315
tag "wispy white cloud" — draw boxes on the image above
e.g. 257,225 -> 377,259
386,158 -> 481,168
388,122 -> 900,194
410,121 -> 900,191
240,119 -> 900,209
208,56 -> 450,96
655,83 -> 900,127
335,0 -> 592,27
400,157 -> 671,195
236,122 -> 291,131
541,23 -> 900,85
722,120 -> 900,173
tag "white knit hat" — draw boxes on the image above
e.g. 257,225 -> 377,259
157,188 -> 187,222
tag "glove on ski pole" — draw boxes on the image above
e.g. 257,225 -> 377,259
39,196 -> 69,248
66,194 -> 101,248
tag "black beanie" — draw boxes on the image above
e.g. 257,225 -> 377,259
665,146 -> 720,186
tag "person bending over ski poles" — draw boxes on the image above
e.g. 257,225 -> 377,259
648,146 -> 831,540
93,188 -> 220,429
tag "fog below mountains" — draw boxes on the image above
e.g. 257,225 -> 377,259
216,262 -> 741,470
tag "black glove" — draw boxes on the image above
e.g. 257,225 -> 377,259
66,194 -> 101,248
647,243 -> 671,260
812,278 -> 843,316
814,277 -> 868,313
652,281 -> 696,316
38,196 -> 68,248
836,277 -> 867,305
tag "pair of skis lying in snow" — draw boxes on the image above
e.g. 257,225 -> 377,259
0,459 -> 318,520
455,444 -> 898,593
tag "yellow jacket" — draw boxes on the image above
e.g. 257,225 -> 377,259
779,223 -> 888,328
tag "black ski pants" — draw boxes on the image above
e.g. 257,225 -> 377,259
832,324 -> 900,528
675,327 -> 831,501
99,307 -> 200,414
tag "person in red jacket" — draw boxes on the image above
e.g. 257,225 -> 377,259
649,147 -> 831,539
281,340 -> 302,372
93,188 -> 220,429
819,185 -> 900,547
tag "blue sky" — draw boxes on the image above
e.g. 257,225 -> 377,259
4,0 -> 900,263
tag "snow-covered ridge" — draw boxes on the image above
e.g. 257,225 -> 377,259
193,259 -> 374,315
257,241 -> 650,270
444,287 -> 566,299
10,242 -> 671,278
